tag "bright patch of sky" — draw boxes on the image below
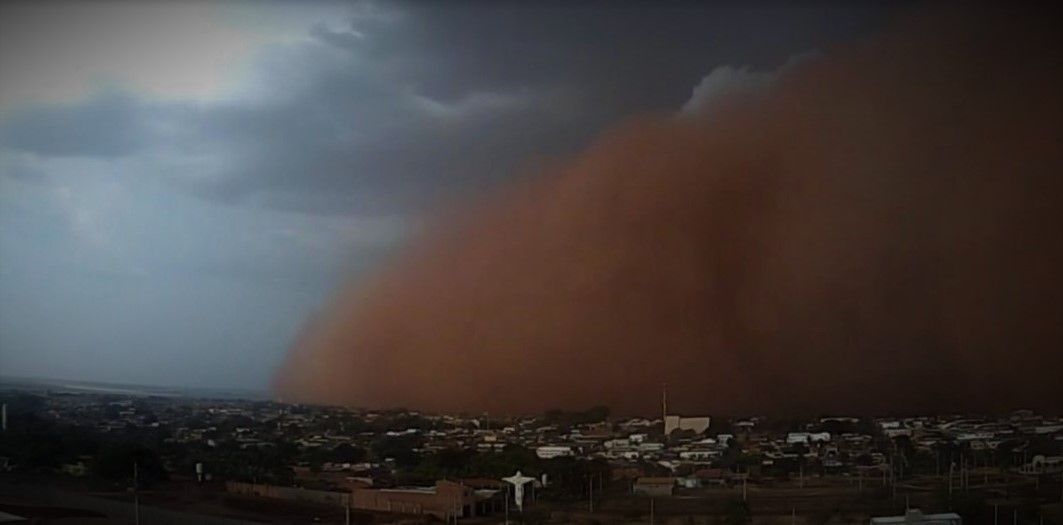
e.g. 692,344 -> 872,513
0,1 -> 355,111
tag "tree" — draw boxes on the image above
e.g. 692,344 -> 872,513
580,406 -> 610,424
539,457 -> 610,502
371,435 -> 422,468
0,411 -> 98,469
332,443 -> 367,464
93,442 -> 167,487
854,453 -> 874,467
436,447 -> 475,475
468,445 -> 537,478
540,406 -> 610,426
716,438 -> 744,469
724,498 -> 751,525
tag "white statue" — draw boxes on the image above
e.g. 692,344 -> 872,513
502,470 -> 535,511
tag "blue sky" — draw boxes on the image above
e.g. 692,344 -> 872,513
0,1 -> 894,390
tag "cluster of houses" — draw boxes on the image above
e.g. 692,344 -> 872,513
14,390 -> 1063,521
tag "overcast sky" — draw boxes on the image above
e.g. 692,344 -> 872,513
0,1 -> 900,390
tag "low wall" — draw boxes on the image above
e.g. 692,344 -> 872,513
226,481 -> 350,507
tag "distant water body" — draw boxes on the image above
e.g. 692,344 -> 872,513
0,375 -> 269,401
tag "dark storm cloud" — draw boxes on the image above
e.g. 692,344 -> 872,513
1,3 -> 896,215
177,65 -> 583,214
1,93 -> 148,157
380,3 -> 895,107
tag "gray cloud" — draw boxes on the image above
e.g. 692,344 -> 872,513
1,93 -> 149,157
2,3 -> 896,216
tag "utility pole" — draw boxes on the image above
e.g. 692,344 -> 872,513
964,457 -> 968,490
892,464 -> 897,500
742,469 -> 748,501
661,382 -> 668,438
959,455 -> 964,492
948,462 -> 954,499
662,383 -> 667,423
589,474 -> 594,513
889,453 -> 894,491
133,461 -> 140,525
505,485 -> 510,525
649,497 -> 655,525
965,457 -> 970,492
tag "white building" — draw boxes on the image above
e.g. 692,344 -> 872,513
608,450 -> 640,460
679,450 -> 718,461
1020,455 -> 1063,474
535,446 -> 575,459
639,442 -> 665,452
664,415 -> 711,435
659,385 -> 710,435
786,432 -> 831,445
870,509 -> 961,525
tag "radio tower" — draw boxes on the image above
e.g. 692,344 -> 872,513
662,383 -> 668,423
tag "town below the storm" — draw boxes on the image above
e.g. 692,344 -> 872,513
1,380 -> 1061,524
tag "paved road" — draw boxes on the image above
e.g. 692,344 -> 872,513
0,481 -> 263,525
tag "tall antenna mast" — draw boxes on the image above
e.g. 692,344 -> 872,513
662,383 -> 668,423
